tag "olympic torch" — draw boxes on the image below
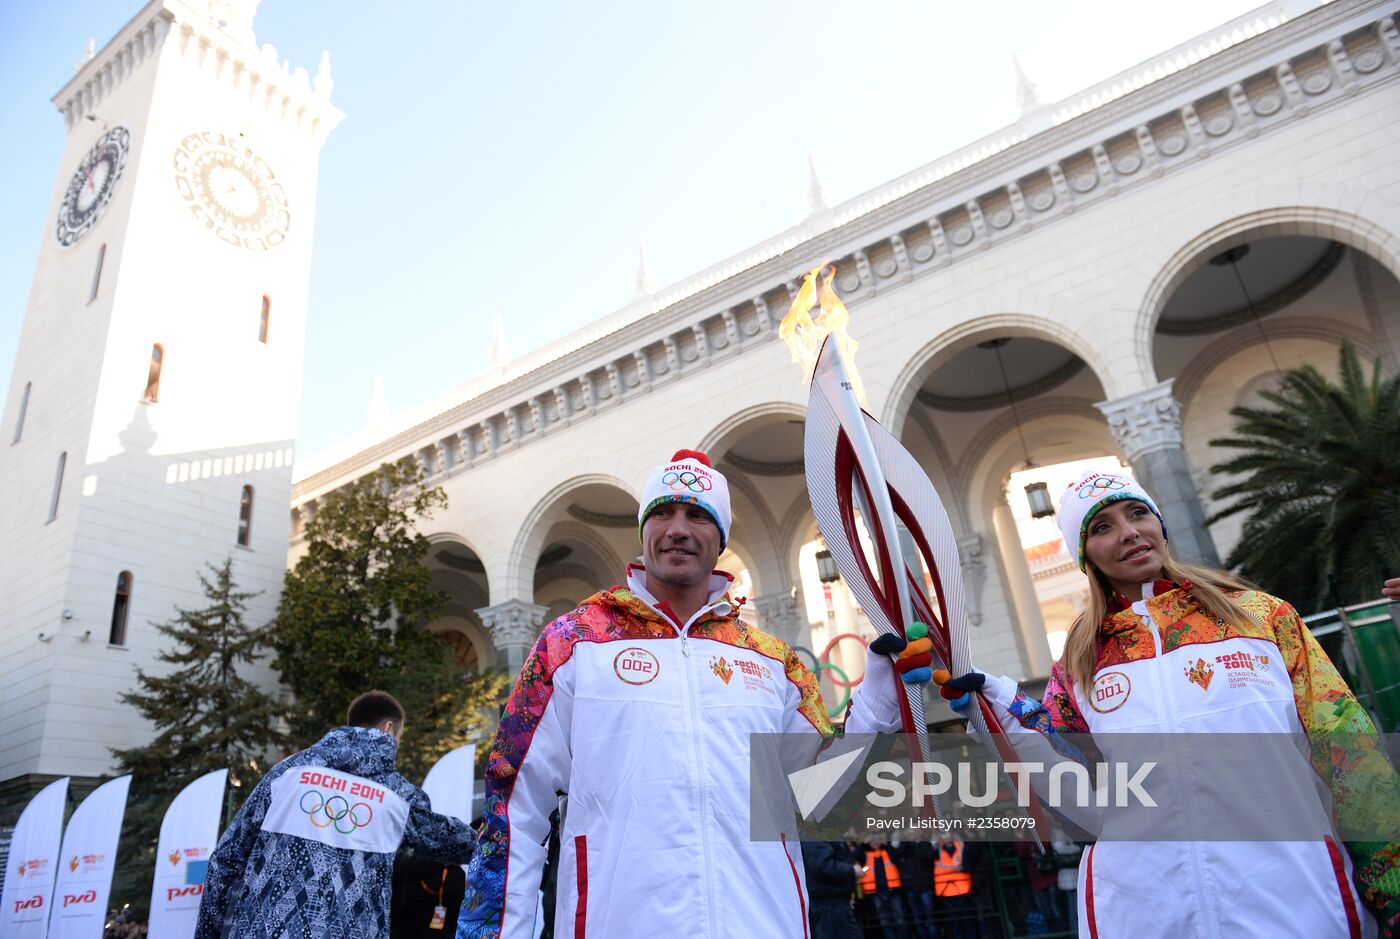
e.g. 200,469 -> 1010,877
782,266 -> 1046,842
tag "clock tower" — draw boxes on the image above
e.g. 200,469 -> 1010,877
0,0 -> 341,808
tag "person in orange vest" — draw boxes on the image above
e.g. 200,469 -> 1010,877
934,840 -> 976,939
860,841 -> 911,939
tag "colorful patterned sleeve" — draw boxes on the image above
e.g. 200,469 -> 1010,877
1268,595 -> 1400,936
975,662 -> 1094,770
458,619 -> 576,939
781,642 -> 835,736
1036,664 -> 1093,735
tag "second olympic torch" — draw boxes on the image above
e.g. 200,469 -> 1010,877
782,266 -> 1046,841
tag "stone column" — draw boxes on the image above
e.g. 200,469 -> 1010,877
475,599 -> 548,673
753,590 -> 806,648
1095,379 -> 1221,567
990,507 -> 1054,679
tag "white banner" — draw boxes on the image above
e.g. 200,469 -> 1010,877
147,770 -> 226,939
48,775 -> 131,939
421,745 -> 475,826
0,777 -> 69,939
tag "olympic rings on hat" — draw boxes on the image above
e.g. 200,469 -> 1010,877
662,470 -> 712,493
299,789 -> 374,833
1078,475 -> 1127,499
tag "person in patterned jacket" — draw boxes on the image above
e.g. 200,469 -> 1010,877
456,449 -> 930,939
195,691 -> 476,939
937,468 -> 1400,939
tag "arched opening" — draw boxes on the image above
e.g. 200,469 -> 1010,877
531,483 -> 638,616
143,343 -> 163,403
237,485 -> 254,546
896,332 -> 1115,682
424,538 -> 493,672
1151,233 -> 1400,562
110,570 -> 132,646
13,381 -> 30,444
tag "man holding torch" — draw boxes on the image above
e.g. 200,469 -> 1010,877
456,448 -> 931,939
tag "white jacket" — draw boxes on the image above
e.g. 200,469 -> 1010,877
983,581 -> 1386,939
457,568 -> 899,939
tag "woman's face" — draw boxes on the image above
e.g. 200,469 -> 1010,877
1084,499 -> 1167,595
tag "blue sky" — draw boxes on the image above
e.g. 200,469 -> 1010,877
1,0 -> 1264,459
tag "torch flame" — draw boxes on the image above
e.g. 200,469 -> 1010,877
779,265 -> 866,405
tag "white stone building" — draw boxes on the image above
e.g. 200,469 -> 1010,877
3,0 -> 1399,805
293,0 -> 1399,692
0,0 -> 340,809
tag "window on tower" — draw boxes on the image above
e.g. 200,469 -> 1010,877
48,451 -> 66,522
144,344 -> 163,403
259,295 -> 270,343
237,485 -> 254,546
110,571 -> 133,646
13,381 -> 31,444
89,244 -> 106,304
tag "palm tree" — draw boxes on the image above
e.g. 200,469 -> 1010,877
1208,342 -> 1400,614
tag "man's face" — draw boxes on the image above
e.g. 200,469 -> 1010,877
641,502 -> 723,589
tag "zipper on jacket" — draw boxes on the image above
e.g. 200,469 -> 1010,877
679,619 -> 719,938
1144,602 -> 1221,939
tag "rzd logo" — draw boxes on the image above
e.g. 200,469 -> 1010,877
63,890 -> 97,907
13,896 -> 43,913
167,885 -> 203,901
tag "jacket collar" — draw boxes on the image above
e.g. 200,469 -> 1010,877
617,564 -> 736,630
309,725 -> 399,775
1102,579 -> 1199,635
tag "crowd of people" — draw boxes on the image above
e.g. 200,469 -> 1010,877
185,449 -> 1400,939
800,837 -> 1089,939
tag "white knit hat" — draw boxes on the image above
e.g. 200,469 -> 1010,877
1057,469 -> 1168,571
637,449 -> 732,549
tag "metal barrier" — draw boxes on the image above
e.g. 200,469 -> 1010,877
1305,600 -> 1400,731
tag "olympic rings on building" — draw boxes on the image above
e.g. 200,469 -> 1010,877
820,633 -> 872,688
793,638 -> 864,718
299,789 -> 374,834
661,470 -> 712,493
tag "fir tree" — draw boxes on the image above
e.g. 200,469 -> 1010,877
270,456 -> 504,779
109,557 -> 288,913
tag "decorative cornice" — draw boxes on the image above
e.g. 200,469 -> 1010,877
291,0 -> 1398,507
917,358 -> 1086,412
566,504 -> 636,529
54,0 -> 343,142
1156,240 -> 1344,335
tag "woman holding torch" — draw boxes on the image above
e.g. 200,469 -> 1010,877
939,468 -> 1400,938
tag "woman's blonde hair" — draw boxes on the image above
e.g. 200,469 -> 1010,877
1060,549 -> 1255,697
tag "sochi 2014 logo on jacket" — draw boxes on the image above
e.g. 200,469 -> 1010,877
261,766 -> 410,853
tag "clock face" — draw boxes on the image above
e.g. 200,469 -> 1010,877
172,131 -> 290,250
56,127 -> 131,246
